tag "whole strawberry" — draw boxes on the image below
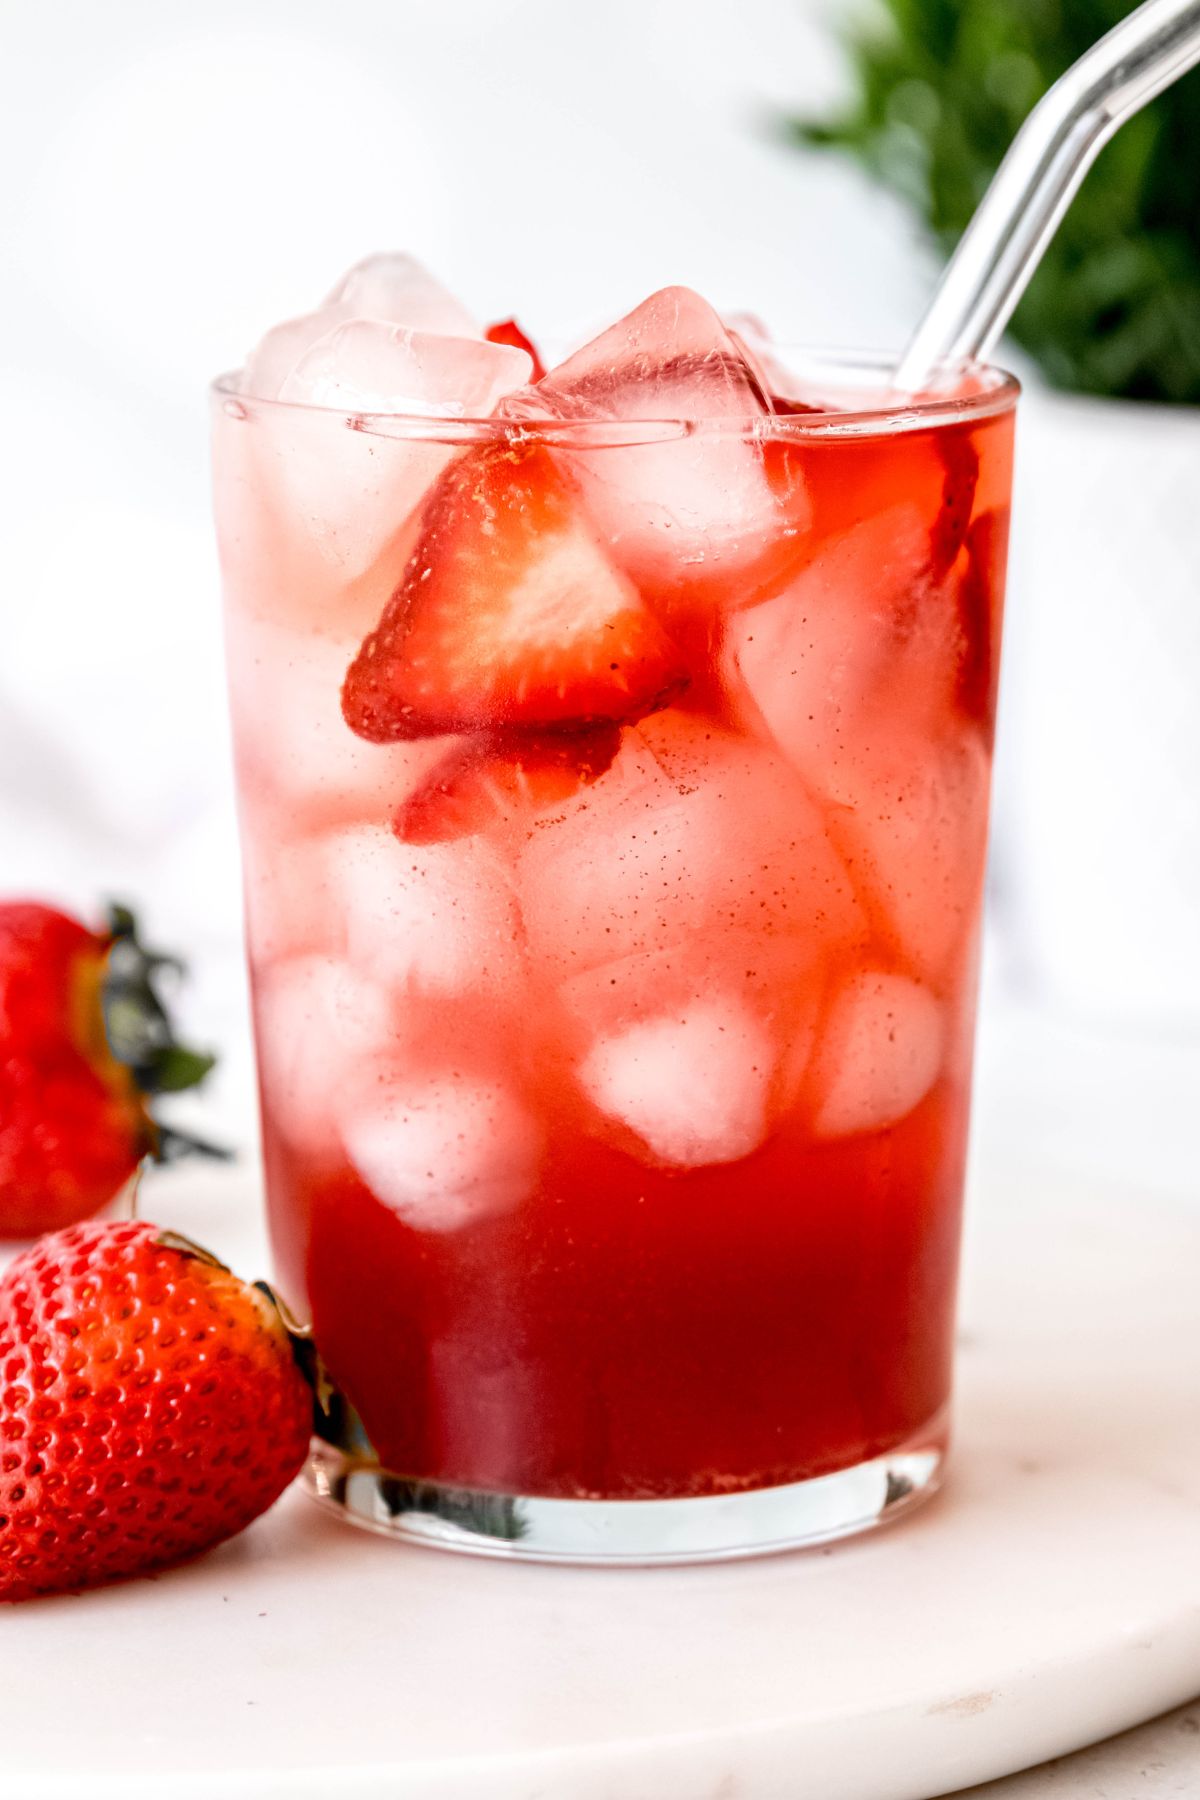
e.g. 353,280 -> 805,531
0,902 -> 217,1238
0,1220 -> 313,1602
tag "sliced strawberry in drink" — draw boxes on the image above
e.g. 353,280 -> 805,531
955,506 -> 1010,736
396,726 -> 623,845
485,317 -> 547,382
774,423 -> 975,587
341,444 -> 689,742
930,426 -> 981,581
768,395 -> 825,417
766,388 -> 831,412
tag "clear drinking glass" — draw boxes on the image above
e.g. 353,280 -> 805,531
211,354 -> 1018,1562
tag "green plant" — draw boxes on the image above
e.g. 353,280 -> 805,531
793,0 -> 1200,403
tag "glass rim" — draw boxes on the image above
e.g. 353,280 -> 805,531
211,349 -> 1019,447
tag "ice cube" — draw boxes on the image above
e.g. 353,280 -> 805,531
340,1072 -> 542,1232
216,394 -> 340,639
249,329 -> 526,583
557,928 -> 824,1045
253,953 -> 399,1151
723,312 -> 803,407
241,255 -> 481,403
810,970 -> 944,1138
324,252 -> 481,340
532,287 -> 765,421
225,614 -> 444,830
728,503 -> 933,785
234,257 -> 522,584
279,320 -> 531,418
242,311 -> 342,403
230,395 -> 444,589
215,397 -> 427,637
519,710 -> 864,984
239,813 -> 332,966
559,931 -> 825,1146
826,729 -> 991,986
325,822 -> 526,1003
508,286 -> 810,608
578,995 -> 775,1169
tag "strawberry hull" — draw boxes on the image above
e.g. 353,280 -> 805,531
215,303 -> 1017,1554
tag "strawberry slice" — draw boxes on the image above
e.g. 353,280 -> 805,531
342,445 -> 689,742
930,426 -> 980,581
768,394 -> 825,416
396,726 -> 622,845
956,506 -> 1009,736
485,318 -> 547,382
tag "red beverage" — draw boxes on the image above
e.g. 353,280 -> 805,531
213,262 -> 1017,1558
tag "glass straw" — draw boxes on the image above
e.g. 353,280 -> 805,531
895,0 -> 1200,393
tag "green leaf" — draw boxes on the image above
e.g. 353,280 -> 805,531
106,901 -> 139,941
789,0 -> 1200,402
100,900 -> 227,1159
152,1123 -> 234,1164
143,1045 -> 217,1094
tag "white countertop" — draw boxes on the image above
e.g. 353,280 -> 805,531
958,1702 -> 1200,1799
3,986 -> 1199,1799
944,993 -> 1200,1799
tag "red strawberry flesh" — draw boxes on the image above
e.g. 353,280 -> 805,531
930,426 -> 981,581
485,318 -> 547,382
0,903 -> 217,1239
0,905 -> 99,1056
769,394 -> 826,416
956,506 -> 1009,736
396,725 -> 623,845
0,907 -> 144,1237
342,445 -> 689,742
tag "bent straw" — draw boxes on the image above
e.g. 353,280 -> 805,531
895,0 -> 1200,392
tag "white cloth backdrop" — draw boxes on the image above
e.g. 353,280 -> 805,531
0,0 -> 936,1143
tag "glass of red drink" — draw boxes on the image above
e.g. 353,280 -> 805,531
212,267 -> 1017,1561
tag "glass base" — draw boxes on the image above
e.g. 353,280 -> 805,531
303,1408 -> 949,1565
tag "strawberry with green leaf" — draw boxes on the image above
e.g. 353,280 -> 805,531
0,902 -> 221,1238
